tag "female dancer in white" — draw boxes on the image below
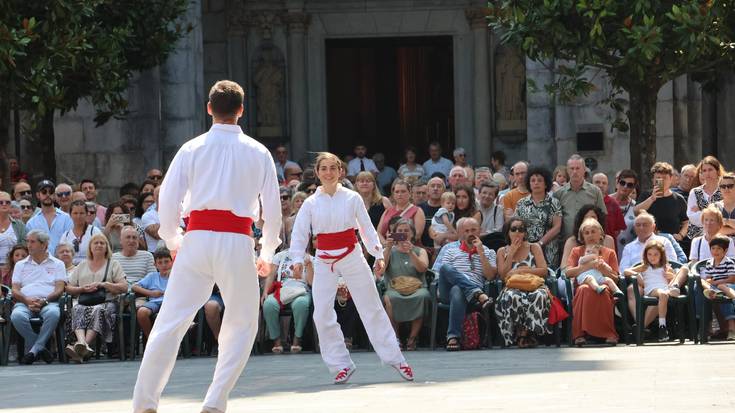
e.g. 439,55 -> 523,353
290,152 -> 413,384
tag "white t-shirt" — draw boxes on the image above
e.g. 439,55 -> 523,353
59,225 -> 102,265
272,250 -> 312,289
11,255 -> 67,298
0,224 -> 16,265
141,209 -> 161,253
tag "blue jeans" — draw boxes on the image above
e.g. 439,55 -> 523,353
438,264 -> 483,340
10,302 -> 61,354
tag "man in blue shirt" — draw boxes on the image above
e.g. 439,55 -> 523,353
133,247 -> 173,339
422,142 -> 453,180
25,180 -> 73,253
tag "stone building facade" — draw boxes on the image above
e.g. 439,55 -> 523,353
9,0 -> 734,202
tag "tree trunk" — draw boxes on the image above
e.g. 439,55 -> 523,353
26,111 -> 57,181
628,86 -> 660,192
0,98 -> 10,192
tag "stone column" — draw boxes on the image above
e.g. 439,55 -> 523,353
465,8 -> 492,165
284,12 -> 311,158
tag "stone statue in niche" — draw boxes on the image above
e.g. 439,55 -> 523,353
495,46 -> 527,132
254,49 -> 284,131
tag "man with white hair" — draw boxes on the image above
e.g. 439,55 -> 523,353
448,166 -> 469,190
553,154 -> 606,239
502,161 -> 530,220
453,147 -> 469,167
619,212 -> 679,271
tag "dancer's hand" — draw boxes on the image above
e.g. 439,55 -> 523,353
292,263 -> 304,280
256,257 -> 273,277
373,258 -> 386,276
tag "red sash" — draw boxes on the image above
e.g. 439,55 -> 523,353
186,210 -> 253,235
316,228 -> 358,271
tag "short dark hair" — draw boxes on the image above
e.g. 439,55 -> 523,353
153,247 -> 172,261
70,200 -> 87,212
709,235 -> 731,251
208,80 -> 244,119
119,182 -> 139,198
573,204 -> 607,244
491,151 -> 506,165
524,166 -> 553,193
80,179 -> 96,189
104,201 -> 130,224
617,169 -> 638,183
430,172 -> 446,181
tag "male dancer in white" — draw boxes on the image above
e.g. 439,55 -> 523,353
132,80 -> 281,413
290,152 -> 413,384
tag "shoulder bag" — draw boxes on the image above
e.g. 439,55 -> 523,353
78,259 -> 110,306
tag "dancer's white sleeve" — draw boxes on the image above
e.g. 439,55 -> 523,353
258,151 -> 283,263
354,196 -> 384,260
288,201 -> 312,265
158,147 -> 189,251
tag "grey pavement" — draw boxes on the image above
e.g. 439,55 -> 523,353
1,343 -> 733,412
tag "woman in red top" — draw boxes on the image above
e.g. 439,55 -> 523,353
377,179 -> 425,243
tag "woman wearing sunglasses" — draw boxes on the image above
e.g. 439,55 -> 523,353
715,173 -> 735,236
494,217 -> 551,348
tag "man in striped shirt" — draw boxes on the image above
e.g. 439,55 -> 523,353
113,226 -> 156,306
433,217 -> 497,350
700,235 -> 735,340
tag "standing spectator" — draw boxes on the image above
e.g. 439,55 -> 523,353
133,248 -> 173,340
491,151 -> 510,182
55,242 -> 76,276
146,169 -> 164,186
9,230 -> 66,364
502,161 -> 530,219
65,234 -> 128,362
634,162 -> 689,246
273,144 -> 300,183
447,166 -> 470,190
552,165 -> 569,192
611,169 -> 639,254
283,164 -> 304,185
397,146 -> 425,185
26,180 -> 73,254
687,156 -> 725,240
139,180 -> 156,197
355,171 -> 392,229
453,147 -> 469,167
592,172 -> 627,247
492,172 -> 508,192
373,153 -> 397,195
119,182 -> 140,199
377,179 -> 426,242
19,199 -> 33,223
411,179 -> 428,205
715,173 -> 735,236
0,192 -> 28,270
553,154 -> 607,240
346,144 -> 379,178
8,157 -> 29,184
381,219 -> 430,350
422,142 -> 453,180
433,217 -> 496,351
515,167 -> 562,268
278,187 -> 292,250
418,177 -> 445,247
478,182 -> 503,235
565,218 -> 620,346
284,191 -> 308,245
13,181 -> 32,202
103,202 -> 131,253
80,179 -> 107,226
135,192 -> 155,228
672,164 -> 697,198
112,226 -> 156,285
59,200 -> 102,265
141,186 -> 162,253
55,183 -> 74,214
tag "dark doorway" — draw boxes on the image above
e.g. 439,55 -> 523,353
326,36 -> 454,167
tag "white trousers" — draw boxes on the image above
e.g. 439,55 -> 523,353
132,231 -> 259,413
312,247 -> 405,373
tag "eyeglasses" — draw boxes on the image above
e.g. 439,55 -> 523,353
20,205 -> 33,210
56,191 -> 71,197
618,180 -> 636,189
18,190 -> 32,196
280,195 -> 290,200
0,200 -> 10,206
86,210 -> 96,215
148,175 -> 163,181
719,183 -> 735,190
509,226 -> 526,233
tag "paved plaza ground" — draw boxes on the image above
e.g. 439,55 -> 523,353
2,343 -> 733,413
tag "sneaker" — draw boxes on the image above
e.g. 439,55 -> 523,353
669,284 -> 681,297
37,348 -> 54,364
658,325 -> 669,342
20,352 -> 35,365
392,362 -> 414,381
334,365 -> 356,384
65,344 -> 82,363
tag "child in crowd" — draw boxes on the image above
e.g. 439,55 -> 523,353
431,191 -> 457,248
133,247 -> 173,340
623,240 -> 679,341
577,244 -> 624,297
699,235 -> 735,340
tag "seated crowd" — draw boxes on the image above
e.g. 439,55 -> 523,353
3,144 -> 735,366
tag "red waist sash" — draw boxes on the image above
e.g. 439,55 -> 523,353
316,228 -> 358,271
186,210 -> 253,235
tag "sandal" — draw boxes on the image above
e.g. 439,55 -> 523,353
406,336 -> 418,351
271,345 -> 283,354
574,337 -> 586,347
605,337 -> 618,346
526,335 -> 538,348
446,337 -> 460,351
517,336 -> 530,348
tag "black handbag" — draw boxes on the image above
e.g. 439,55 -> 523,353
78,259 -> 110,306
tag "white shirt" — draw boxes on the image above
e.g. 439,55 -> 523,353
12,255 -> 67,299
0,224 -> 16,265
619,234 -> 677,271
686,186 -> 717,227
59,225 -> 102,265
289,185 -> 383,265
141,208 -> 161,253
478,204 -> 504,234
158,123 -> 282,262
689,235 -> 735,261
347,157 -> 379,177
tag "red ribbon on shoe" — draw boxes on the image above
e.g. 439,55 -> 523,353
316,228 -> 358,271
185,210 -> 253,235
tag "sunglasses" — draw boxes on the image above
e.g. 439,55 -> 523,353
40,189 -> 53,195
20,205 -> 33,210
719,183 -> 735,190
618,180 -> 636,189
0,200 -> 10,206
280,195 -> 290,200
509,226 -> 526,233
18,190 -> 32,196
56,191 -> 72,197
86,210 -> 96,215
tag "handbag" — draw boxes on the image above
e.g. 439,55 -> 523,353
280,282 -> 307,305
548,293 -> 569,325
390,275 -> 422,296
505,273 -> 544,292
461,312 -> 480,350
78,259 -> 110,306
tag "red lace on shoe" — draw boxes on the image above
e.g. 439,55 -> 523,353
335,368 -> 351,381
398,364 -> 413,378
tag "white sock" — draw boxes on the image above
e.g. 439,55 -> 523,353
658,318 -> 666,327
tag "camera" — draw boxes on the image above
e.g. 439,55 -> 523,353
391,232 -> 408,242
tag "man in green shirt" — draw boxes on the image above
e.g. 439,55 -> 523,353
553,154 -> 607,239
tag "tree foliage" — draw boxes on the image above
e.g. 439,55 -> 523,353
488,0 -> 735,186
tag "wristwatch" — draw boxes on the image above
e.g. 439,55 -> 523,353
539,240 -> 545,247
41,298 -> 48,306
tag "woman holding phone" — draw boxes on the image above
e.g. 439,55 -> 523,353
103,202 -> 132,253
289,152 -> 413,384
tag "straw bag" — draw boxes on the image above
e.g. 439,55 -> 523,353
505,273 -> 544,292
390,275 -> 423,296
